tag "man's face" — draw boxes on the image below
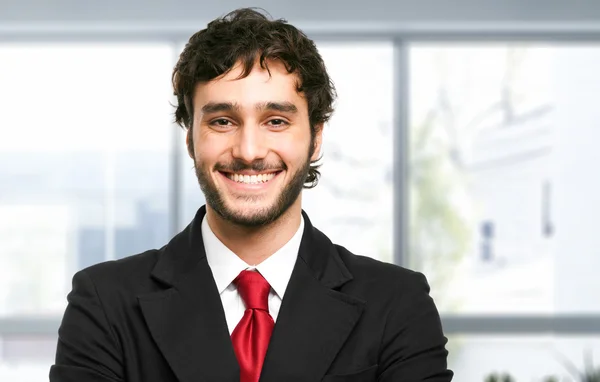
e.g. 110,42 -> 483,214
188,59 -> 322,227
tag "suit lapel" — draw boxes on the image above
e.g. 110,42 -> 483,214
260,212 -> 366,382
137,206 -> 239,382
135,206 -> 364,382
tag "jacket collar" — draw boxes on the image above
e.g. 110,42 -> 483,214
138,205 -> 365,382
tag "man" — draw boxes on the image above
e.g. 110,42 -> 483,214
50,8 -> 453,382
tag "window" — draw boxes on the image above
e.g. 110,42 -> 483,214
0,43 -> 174,380
409,44 -> 600,316
449,335 -> 600,381
303,42 -> 395,263
2,30 -> 600,382
409,43 -> 600,380
0,41 -> 395,380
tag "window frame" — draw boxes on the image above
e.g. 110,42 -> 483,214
2,25 -> 600,337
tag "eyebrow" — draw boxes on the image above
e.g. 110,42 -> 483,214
256,102 -> 298,114
200,101 -> 298,115
201,102 -> 240,114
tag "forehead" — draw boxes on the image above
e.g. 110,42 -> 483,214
193,60 -> 307,111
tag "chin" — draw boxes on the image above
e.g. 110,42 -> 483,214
216,199 -> 281,227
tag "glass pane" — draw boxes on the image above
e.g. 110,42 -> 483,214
0,44 -> 174,317
179,126 -> 207,229
449,335 -> 600,381
409,44 -> 600,314
0,334 -> 56,382
302,42 -> 395,263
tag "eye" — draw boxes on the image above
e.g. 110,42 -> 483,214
267,119 -> 289,128
209,118 -> 234,129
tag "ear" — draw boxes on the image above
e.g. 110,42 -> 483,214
311,123 -> 324,161
186,128 -> 195,159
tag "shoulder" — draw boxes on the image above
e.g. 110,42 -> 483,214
333,244 -> 431,300
74,247 -> 164,295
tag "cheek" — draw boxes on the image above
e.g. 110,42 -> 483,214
193,130 -> 227,164
271,136 -> 311,165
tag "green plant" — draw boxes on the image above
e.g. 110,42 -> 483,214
557,350 -> 600,382
409,114 -> 471,312
485,350 -> 600,381
484,372 -> 516,382
542,377 -> 559,382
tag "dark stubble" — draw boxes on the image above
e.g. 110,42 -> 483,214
194,153 -> 311,227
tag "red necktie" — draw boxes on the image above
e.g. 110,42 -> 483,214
231,270 -> 274,382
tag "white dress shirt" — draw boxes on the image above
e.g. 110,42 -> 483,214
201,215 -> 304,334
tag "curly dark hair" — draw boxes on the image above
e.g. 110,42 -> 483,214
172,7 -> 336,188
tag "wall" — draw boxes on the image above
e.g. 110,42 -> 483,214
2,0 -> 600,28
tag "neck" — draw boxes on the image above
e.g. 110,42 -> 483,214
205,199 -> 303,266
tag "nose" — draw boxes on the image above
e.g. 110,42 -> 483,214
231,123 -> 269,163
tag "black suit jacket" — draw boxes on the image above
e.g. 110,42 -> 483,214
50,206 -> 453,382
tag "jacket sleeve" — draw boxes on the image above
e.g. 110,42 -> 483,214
49,270 -> 124,382
378,272 -> 453,382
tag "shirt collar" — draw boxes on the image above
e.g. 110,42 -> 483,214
202,214 -> 303,299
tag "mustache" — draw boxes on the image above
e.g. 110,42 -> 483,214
214,159 -> 286,173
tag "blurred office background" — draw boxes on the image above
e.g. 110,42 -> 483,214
1,0 -> 600,380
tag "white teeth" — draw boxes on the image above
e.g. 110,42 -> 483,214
226,172 -> 277,184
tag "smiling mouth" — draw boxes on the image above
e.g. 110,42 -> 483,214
220,171 -> 281,185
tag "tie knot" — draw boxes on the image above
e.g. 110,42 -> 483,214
234,270 -> 271,311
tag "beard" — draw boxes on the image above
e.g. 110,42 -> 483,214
194,155 -> 310,227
